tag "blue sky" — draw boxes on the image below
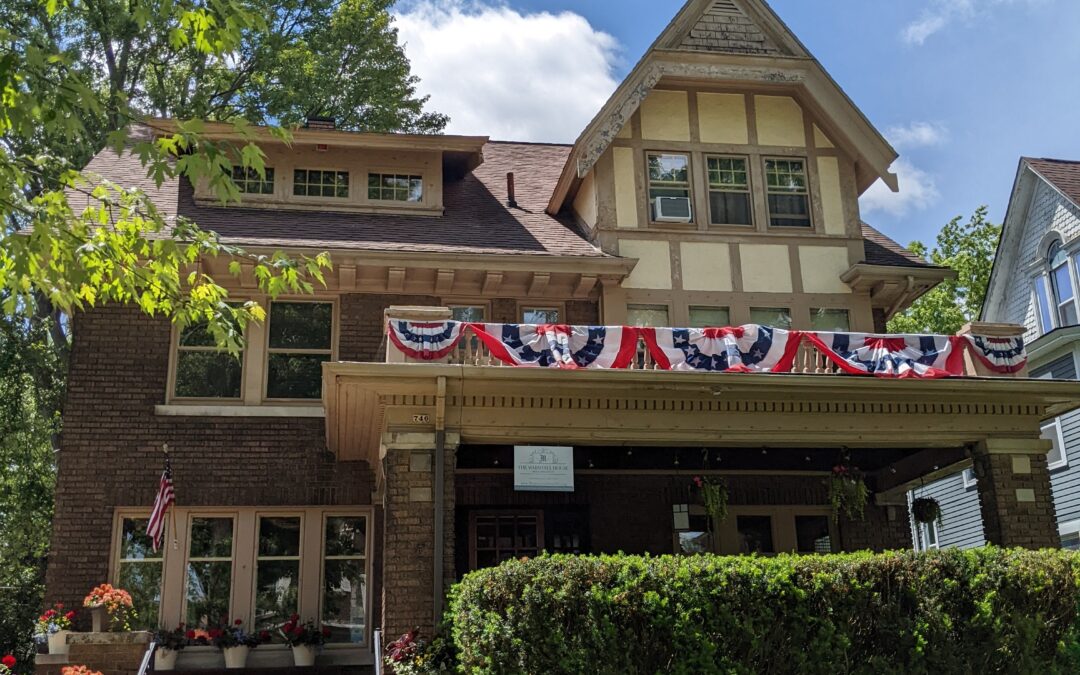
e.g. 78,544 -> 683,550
394,0 -> 1080,247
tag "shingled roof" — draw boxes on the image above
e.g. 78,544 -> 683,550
860,222 -> 932,268
79,132 -> 927,268
79,138 -> 606,258
1024,158 -> 1080,209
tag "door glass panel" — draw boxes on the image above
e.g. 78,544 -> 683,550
323,516 -> 367,644
254,517 -> 301,629
736,515 -> 774,554
185,518 -> 233,627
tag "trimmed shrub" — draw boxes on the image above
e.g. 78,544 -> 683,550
447,548 -> 1080,674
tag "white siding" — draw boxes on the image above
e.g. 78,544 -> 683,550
1000,181 -> 1080,342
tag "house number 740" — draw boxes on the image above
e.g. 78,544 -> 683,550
412,414 -> 430,423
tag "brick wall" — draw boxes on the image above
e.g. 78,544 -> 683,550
974,450 -> 1059,548
340,293 -> 439,362
47,302 -> 378,626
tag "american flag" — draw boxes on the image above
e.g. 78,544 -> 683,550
147,450 -> 174,553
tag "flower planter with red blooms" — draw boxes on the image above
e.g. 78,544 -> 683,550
211,619 -> 261,669
34,603 -> 76,654
278,615 -> 330,667
153,625 -> 190,671
0,654 -> 16,674
82,583 -> 134,631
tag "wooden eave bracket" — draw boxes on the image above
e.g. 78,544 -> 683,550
435,269 -> 456,296
528,272 -> 551,297
482,271 -> 504,295
574,274 -> 599,299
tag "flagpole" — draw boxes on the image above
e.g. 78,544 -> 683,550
162,443 -> 177,551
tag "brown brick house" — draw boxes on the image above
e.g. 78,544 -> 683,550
42,0 -> 1080,671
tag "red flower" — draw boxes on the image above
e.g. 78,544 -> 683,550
2,655 -> 15,668
208,628 -> 223,639
321,626 -> 331,637
234,619 -> 243,626
291,625 -> 304,636
258,630 -> 271,642
289,613 -> 299,622
45,609 -> 57,618
185,630 -> 196,640
65,611 -> 76,621
56,603 -> 64,609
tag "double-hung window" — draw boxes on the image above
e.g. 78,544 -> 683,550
115,517 -> 165,629
266,302 -> 334,400
322,516 -> 368,643
185,517 -> 235,627
765,158 -> 811,227
1041,418 -> 1068,470
647,153 -> 692,222
173,317 -> 243,400
706,156 -> 752,225
1049,242 -> 1077,327
254,516 -> 302,630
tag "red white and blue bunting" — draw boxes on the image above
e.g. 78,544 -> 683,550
469,323 -> 640,369
385,319 -> 1028,379
962,334 -> 1027,374
387,319 -> 466,361
642,325 -> 801,373
803,332 -> 966,379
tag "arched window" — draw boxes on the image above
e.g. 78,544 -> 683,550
1036,241 -> 1078,333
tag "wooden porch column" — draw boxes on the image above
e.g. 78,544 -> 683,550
380,432 -> 458,641
972,438 -> 1058,548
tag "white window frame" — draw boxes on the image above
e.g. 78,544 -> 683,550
1034,273 -> 1056,335
252,513 -> 305,630
366,172 -> 424,204
919,520 -> 940,550
646,151 -> 693,225
183,513 -> 238,627
1059,519 -> 1080,550
292,167 -> 351,199
110,507 -> 373,649
1041,418 -> 1069,471
962,468 -> 977,489
111,512 -> 168,630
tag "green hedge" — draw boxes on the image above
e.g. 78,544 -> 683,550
446,549 -> 1080,675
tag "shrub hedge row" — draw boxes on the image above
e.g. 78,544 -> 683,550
446,548 -> 1080,674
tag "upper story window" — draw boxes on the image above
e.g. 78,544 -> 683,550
811,308 -> 850,332
266,301 -> 334,400
174,319 -> 243,400
706,156 -> 751,226
231,166 -> 275,195
1034,241 -> 1079,334
1041,418 -> 1068,470
368,173 -> 423,202
689,306 -> 730,327
522,307 -> 560,324
647,152 -> 692,223
750,307 -> 792,329
765,158 -> 811,228
294,169 -> 349,198
627,305 -> 670,327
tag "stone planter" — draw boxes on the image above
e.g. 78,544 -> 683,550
47,629 -> 69,655
292,644 -> 318,667
222,645 -> 250,669
155,647 -> 180,670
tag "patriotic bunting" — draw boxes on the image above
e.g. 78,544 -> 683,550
387,319 -> 466,360
384,317 -> 1027,380
962,334 -> 1027,374
804,332 -> 966,379
469,323 -> 640,369
642,325 -> 801,373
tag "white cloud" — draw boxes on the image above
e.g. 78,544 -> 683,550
860,159 -> 942,217
902,0 -> 1043,45
394,1 -> 620,142
886,122 -> 949,149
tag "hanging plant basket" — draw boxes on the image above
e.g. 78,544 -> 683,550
911,497 -> 943,525
693,476 -> 728,526
828,465 -> 869,523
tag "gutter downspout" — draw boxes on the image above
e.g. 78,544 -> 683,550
433,376 -> 447,627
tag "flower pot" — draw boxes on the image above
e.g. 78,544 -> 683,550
155,648 -> 179,671
222,645 -> 250,669
90,606 -> 106,632
47,630 -> 69,655
292,644 -> 318,667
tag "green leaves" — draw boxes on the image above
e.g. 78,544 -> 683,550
888,207 -> 1002,335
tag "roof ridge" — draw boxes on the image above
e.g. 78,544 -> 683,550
486,140 -> 574,147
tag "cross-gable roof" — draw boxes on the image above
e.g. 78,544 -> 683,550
547,0 -> 899,214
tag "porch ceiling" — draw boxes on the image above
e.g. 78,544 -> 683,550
322,363 -> 1080,467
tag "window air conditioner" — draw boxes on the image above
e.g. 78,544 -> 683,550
655,196 -> 693,223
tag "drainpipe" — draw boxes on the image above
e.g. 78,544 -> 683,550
433,377 -> 447,627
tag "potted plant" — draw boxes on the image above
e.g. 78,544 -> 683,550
1,655 -> 16,674
211,619 -> 260,669
911,496 -> 944,525
153,625 -> 190,671
386,629 -> 456,675
692,476 -> 729,528
828,464 -> 869,523
34,604 -> 76,654
61,667 -> 104,675
279,615 -> 330,666
82,584 -> 134,631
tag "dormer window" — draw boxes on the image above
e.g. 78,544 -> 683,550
294,169 -> 349,198
1036,241 -> 1078,333
231,166 -> 275,195
368,173 -> 423,202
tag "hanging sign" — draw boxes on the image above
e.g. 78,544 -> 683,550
513,446 -> 575,492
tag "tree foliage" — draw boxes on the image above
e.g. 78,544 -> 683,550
887,206 -> 1002,335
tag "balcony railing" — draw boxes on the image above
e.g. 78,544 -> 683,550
384,306 -> 1031,379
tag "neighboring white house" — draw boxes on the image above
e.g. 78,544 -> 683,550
911,158 -> 1080,551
